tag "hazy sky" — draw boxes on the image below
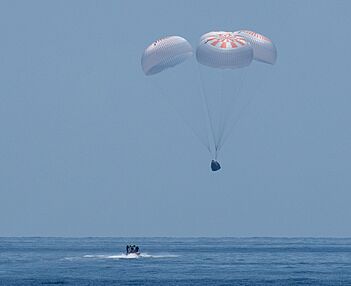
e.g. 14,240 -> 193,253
1,0 -> 350,237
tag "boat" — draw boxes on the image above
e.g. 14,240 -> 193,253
126,250 -> 140,256
126,244 -> 140,255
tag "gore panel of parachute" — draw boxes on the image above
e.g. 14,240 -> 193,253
233,30 -> 277,65
141,36 -> 193,76
196,32 -> 253,69
199,31 -> 227,43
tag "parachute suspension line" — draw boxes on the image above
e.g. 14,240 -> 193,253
216,69 -> 247,151
217,73 -> 256,151
216,69 -> 226,153
152,80 -> 211,154
197,63 -> 217,159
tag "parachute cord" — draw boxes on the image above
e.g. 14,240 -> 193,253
218,80 -> 256,151
216,70 -> 226,152
217,73 -> 242,150
197,63 -> 217,158
217,69 -> 247,151
152,80 -> 211,154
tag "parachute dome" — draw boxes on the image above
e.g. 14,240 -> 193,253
196,32 -> 253,69
141,36 -> 193,76
234,30 -> 277,64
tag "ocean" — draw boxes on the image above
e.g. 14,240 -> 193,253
1,237 -> 351,285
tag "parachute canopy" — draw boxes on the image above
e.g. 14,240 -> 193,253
141,36 -> 193,76
196,32 -> 253,69
234,30 -> 277,64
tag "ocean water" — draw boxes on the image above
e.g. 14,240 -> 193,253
1,237 -> 351,285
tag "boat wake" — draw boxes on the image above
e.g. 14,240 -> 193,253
77,253 -> 178,260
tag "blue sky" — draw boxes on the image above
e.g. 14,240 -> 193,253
0,0 -> 350,236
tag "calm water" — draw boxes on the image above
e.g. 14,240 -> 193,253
1,237 -> 351,285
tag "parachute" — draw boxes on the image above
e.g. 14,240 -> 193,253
196,31 -> 256,162
196,32 -> 253,69
141,36 -> 211,153
141,36 -> 193,76
141,31 -> 277,172
233,30 -> 277,64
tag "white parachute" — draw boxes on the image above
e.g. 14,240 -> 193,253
141,36 -> 193,76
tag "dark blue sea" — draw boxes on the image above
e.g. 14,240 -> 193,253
1,237 -> 351,285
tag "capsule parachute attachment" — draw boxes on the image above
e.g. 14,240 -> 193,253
211,160 -> 221,172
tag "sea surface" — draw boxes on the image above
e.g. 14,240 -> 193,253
1,237 -> 351,285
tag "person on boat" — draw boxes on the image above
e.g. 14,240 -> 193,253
126,244 -> 140,254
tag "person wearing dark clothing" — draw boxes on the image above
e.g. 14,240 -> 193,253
126,244 -> 140,255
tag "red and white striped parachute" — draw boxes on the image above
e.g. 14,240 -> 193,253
196,32 -> 253,69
